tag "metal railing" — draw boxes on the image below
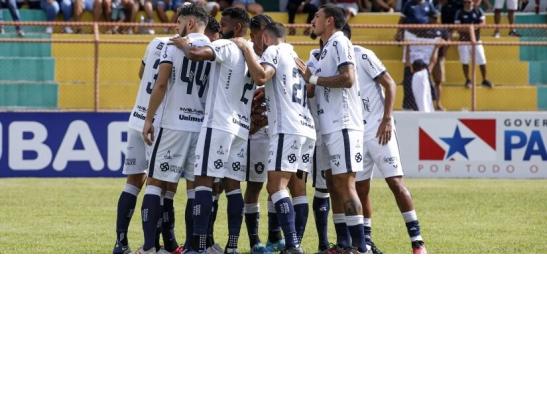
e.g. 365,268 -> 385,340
1,21 -> 546,112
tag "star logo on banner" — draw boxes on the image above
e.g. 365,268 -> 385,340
440,126 -> 475,159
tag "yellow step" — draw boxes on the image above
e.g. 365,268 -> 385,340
58,82 -> 139,109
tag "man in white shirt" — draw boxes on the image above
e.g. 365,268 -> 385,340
233,22 -> 316,253
173,7 -> 254,253
296,4 -> 368,253
112,36 -> 170,254
353,40 -> 427,254
136,3 -> 212,254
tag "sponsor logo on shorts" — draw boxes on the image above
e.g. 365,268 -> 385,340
232,162 -> 241,171
237,148 -> 245,158
383,156 -> 399,168
355,153 -> 363,163
330,154 -> 341,167
217,146 -> 225,155
125,158 -> 136,166
160,162 -> 170,172
287,154 -> 297,164
214,159 -> 223,169
164,150 -> 172,160
302,154 -> 310,163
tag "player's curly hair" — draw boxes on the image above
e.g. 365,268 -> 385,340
264,22 -> 285,39
206,16 -> 220,34
221,7 -> 251,27
177,3 -> 209,26
320,4 -> 347,30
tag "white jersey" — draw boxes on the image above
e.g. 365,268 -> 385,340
202,39 -> 256,139
354,46 -> 386,135
260,43 -> 315,140
306,48 -> 321,131
314,31 -> 363,135
128,37 -> 170,131
159,33 -> 212,132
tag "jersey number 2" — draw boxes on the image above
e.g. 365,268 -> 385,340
292,68 -> 307,107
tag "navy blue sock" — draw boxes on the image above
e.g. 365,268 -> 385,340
116,184 -> 140,245
184,190 -> 194,249
402,210 -> 423,242
293,196 -> 309,243
272,190 -> 299,249
363,218 -> 372,245
244,203 -> 261,247
346,215 -> 367,253
312,193 -> 330,250
226,190 -> 244,249
161,193 -> 178,251
208,196 -> 219,246
192,187 -> 213,252
267,200 -> 283,243
333,213 -> 351,248
141,185 -> 162,251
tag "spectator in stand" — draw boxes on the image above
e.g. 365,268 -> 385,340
41,0 -> 73,33
156,0 -> 182,24
493,0 -> 519,37
455,0 -> 492,88
287,0 -> 320,35
219,0 -> 262,15
73,0 -> 102,32
0,0 -> 24,36
334,0 -> 367,18
140,0 -> 156,31
370,0 -> 395,12
93,0 -> 113,27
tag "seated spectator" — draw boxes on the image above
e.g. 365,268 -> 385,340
455,0 -> 492,88
140,0 -> 156,32
370,0 -> 395,12
219,0 -> 262,15
73,0 -> 101,32
287,0 -> 320,35
41,0 -> 73,33
334,0 -> 365,18
93,0 -> 113,26
0,0 -> 24,36
156,0 -> 182,24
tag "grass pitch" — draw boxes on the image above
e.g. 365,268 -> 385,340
0,178 -> 545,254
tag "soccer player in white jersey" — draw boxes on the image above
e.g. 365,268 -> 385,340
137,3 -> 212,254
351,31 -> 427,254
296,4 -> 368,254
175,7 -> 254,253
112,35 -> 170,254
233,22 -> 316,253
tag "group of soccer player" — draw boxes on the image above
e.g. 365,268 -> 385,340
113,1 -> 428,254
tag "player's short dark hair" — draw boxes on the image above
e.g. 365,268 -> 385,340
320,4 -> 347,30
250,14 -> 273,31
341,23 -> 351,39
264,22 -> 285,38
412,59 -> 428,71
206,16 -> 220,34
177,3 -> 209,26
221,7 -> 251,27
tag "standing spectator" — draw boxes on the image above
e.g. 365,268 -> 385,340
41,0 -> 73,33
0,0 -> 24,36
370,0 -> 395,12
287,0 -> 320,35
334,0 -> 367,18
455,0 -> 493,88
411,59 -> 435,111
493,0 -> 519,37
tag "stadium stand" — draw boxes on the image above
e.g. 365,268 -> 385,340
1,7 -> 546,110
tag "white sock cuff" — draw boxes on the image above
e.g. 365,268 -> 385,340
160,196 -> 164,206
226,189 -> 242,196
363,218 -> 372,227
145,185 -> 162,197
244,203 -> 260,214
267,201 -> 275,213
195,186 -> 213,193
333,213 -> 346,224
123,184 -> 140,197
164,191 -> 175,200
346,215 -> 364,226
314,191 -> 330,199
402,210 -> 418,223
187,189 -> 195,199
271,190 -> 290,204
292,196 -> 308,206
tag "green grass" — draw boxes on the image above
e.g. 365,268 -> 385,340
0,178 -> 546,254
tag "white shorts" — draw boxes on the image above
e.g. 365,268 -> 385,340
458,44 -> 487,65
246,127 -> 269,183
403,30 -> 440,65
311,144 -> 328,190
322,128 -> 364,175
337,2 -> 359,16
123,128 -> 150,175
494,0 -> 518,10
267,133 -> 315,173
148,128 -> 198,183
194,127 -> 248,181
356,123 -> 404,181
299,137 -> 315,174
